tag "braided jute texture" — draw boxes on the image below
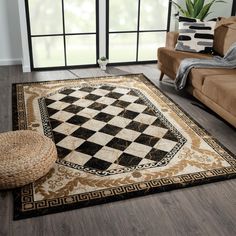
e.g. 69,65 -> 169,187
0,130 -> 57,189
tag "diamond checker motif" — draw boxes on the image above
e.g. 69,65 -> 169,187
43,85 -> 186,176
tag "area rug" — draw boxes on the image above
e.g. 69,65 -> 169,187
12,74 -> 236,220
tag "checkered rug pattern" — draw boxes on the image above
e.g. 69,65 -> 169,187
43,85 -> 184,176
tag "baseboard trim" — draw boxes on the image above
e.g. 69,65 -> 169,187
0,58 -> 22,66
22,65 -> 31,73
0,59 -> 31,72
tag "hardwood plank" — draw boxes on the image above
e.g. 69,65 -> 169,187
0,64 -> 235,236
0,191 -> 12,236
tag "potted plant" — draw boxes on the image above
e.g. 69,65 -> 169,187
98,56 -> 109,71
172,0 -> 225,21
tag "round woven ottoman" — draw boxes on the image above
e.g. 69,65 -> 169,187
0,130 -> 57,189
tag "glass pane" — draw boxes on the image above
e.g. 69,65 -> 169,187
32,36 -> 65,68
140,0 -> 169,30
109,33 -> 137,63
138,32 -> 166,61
109,0 -> 138,31
66,35 -> 97,65
28,0 -> 63,35
64,0 -> 96,33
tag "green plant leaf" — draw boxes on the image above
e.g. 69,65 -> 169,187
204,11 -> 213,18
193,0 -> 198,5
172,0 -> 225,20
184,10 -> 191,17
193,0 -> 205,17
185,0 -> 194,16
171,1 -> 186,15
196,0 -> 215,20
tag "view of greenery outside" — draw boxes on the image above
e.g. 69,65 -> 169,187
66,35 -> 96,65
64,0 -> 96,33
138,32 -> 166,61
139,0 -> 168,30
109,0 -> 169,63
28,0 -> 97,68
28,0 -> 170,68
110,0 -> 139,31
29,0 -> 63,35
109,33 -> 137,63
32,36 -> 65,68
64,0 -> 97,66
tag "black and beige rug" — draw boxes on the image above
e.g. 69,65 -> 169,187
12,74 -> 236,219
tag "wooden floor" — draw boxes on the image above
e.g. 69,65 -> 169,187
0,64 -> 235,236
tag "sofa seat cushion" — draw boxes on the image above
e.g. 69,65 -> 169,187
188,68 -> 236,90
202,73 -> 236,116
158,47 -> 212,76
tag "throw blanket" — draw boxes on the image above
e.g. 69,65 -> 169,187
175,42 -> 236,91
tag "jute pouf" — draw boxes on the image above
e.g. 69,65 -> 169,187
0,130 -> 57,189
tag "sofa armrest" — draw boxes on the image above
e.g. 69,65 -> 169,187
166,32 -> 179,49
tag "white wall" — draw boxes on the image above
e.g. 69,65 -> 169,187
0,0 -> 22,65
209,0 -> 233,19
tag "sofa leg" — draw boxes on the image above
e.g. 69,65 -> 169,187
159,72 -> 164,81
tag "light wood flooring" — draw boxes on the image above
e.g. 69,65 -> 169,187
0,64 -> 235,236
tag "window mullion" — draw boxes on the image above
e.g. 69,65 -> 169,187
136,0 -> 141,62
61,0 -> 67,66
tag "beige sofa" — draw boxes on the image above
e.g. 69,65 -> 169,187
157,17 -> 236,128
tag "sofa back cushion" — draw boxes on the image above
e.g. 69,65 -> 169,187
214,17 -> 236,56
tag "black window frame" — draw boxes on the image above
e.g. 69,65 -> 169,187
232,0 -> 236,16
25,0 -> 100,71
106,0 -> 172,65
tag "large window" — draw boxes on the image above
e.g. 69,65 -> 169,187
107,0 -> 171,63
25,0 -> 171,70
26,0 -> 98,70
